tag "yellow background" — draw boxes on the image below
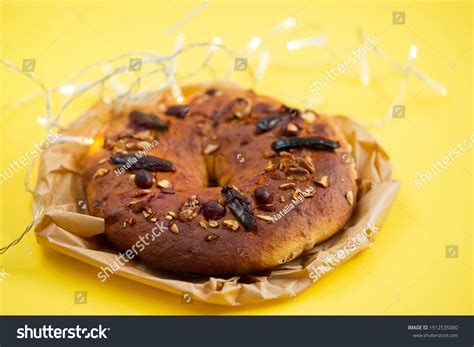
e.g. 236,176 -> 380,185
0,0 -> 472,315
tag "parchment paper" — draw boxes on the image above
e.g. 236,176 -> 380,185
33,85 -> 400,306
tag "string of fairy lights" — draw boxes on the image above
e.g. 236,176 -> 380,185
0,16 -> 447,254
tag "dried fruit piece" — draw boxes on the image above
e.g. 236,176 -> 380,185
221,186 -> 257,231
345,191 -> 354,206
135,169 -> 154,189
223,220 -> 240,231
165,104 -> 190,118
202,200 -> 226,220
271,137 -> 340,151
129,110 -> 169,131
253,186 -> 273,204
110,154 -> 176,172
178,195 -> 201,222
314,176 -> 329,188
205,88 -> 218,96
93,168 -> 109,179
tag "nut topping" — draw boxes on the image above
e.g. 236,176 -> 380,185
208,220 -> 219,228
157,179 -> 172,189
279,182 -> 296,190
170,223 -> 180,234
263,151 -> 275,159
301,110 -> 317,123
256,214 -> 273,222
314,176 -> 329,188
345,191 -> 354,206
204,143 -> 220,155
205,234 -> 219,241
286,167 -> 311,182
265,162 -> 276,172
178,195 -> 201,222
286,123 -> 299,136
93,168 -> 109,179
223,220 -> 240,231
298,155 -> 315,173
130,189 -> 152,198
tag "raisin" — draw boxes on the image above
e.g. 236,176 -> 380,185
129,110 -> 169,131
203,200 -> 226,220
134,169 -> 154,188
165,105 -> 190,118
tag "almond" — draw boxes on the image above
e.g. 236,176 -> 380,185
93,168 -> 109,179
204,143 -> 220,155
345,191 -> 354,206
223,220 -> 239,231
256,214 -> 273,222
170,223 -> 179,234
314,176 -> 329,188
279,182 -> 296,190
157,179 -> 172,189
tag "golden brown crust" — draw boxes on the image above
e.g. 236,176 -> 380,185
83,84 -> 357,276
